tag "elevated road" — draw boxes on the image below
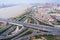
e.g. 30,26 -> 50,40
0,18 -> 60,39
0,27 -> 26,39
15,32 -> 60,40
8,20 -> 60,31
0,19 -> 60,33
1,26 -> 16,36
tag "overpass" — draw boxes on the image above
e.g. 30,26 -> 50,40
0,19 -> 60,34
0,18 -> 60,39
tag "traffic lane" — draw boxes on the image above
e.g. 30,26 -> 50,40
0,19 -> 60,34
16,31 -> 60,40
1,26 -> 16,36
0,27 -> 26,39
8,20 -> 60,32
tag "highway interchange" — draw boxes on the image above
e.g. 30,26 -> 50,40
0,14 -> 60,40
0,6 -> 60,40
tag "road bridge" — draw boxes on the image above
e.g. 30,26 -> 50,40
0,18 -> 60,39
0,19 -> 60,33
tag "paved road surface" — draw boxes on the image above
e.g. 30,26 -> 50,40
0,19 -> 60,33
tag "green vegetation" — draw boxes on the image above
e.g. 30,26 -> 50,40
29,18 -> 34,24
13,17 -> 21,21
46,35 -> 54,40
38,20 -> 53,26
48,11 -> 56,14
8,26 -> 22,35
13,16 -> 26,21
48,9 -> 60,14
35,35 -> 56,40
0,27 -> 6,33
0,25 -> 12,35
23,30 -> 33,35
21,29 -> 33,37
8,27 -> 16,35
56,21 -> 60,25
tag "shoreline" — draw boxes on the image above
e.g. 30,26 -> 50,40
0,5 -> 32,19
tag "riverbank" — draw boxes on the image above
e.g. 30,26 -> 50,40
0,5 -> 31,19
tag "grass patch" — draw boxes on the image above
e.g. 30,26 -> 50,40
35,35 -> 55,40
0,25 -> 12,35
38,20 -> 54,27
56,21 -> 60,25
29,17 -> 34,24
21,30 -> 33,37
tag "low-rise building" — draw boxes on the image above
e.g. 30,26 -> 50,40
34,6 -> 57,25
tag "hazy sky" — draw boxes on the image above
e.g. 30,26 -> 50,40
0,0 -> 60,5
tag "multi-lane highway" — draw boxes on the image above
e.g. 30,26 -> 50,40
0,6 -> 60,40
0,18 -> 60,34
0,16 -> 60,39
